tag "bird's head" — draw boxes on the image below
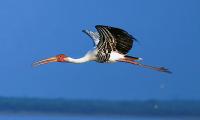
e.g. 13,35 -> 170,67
33,54 -> 68,67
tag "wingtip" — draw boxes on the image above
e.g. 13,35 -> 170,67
95,25 -> 101,28
95,25 -> 109,28
82,29 -> 87,33
82,29 -> 86,32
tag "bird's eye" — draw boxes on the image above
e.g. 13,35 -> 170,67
58,55 -> 62,58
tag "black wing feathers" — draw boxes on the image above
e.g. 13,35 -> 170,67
95,25 -> 135,54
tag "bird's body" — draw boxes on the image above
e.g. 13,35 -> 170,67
66,49 -> 125,64
33,25 -> 171,73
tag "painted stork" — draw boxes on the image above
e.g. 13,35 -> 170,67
33,25 -> 171,73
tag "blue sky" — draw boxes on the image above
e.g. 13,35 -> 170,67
0,0 -> 199,100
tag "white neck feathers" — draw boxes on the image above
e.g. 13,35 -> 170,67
67,55 -> 91,64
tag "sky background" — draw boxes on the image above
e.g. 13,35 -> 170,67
0,0 -> 199,101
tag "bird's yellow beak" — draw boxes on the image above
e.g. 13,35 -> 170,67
32,56 -> 57,67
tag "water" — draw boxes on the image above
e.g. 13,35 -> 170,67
0,115 -> 199,120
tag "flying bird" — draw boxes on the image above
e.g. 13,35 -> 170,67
33,25 -> 171,73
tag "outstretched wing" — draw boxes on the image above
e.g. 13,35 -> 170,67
95,25 -> 136,54
82,30 -> 100,46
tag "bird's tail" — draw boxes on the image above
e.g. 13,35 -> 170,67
124,55 -> 143,61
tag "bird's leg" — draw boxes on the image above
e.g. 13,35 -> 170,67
118,58 -> 171,73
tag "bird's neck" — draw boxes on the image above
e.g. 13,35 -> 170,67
67,55 -> 91,64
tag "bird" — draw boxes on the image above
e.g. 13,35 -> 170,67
33,25 -> 171,73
